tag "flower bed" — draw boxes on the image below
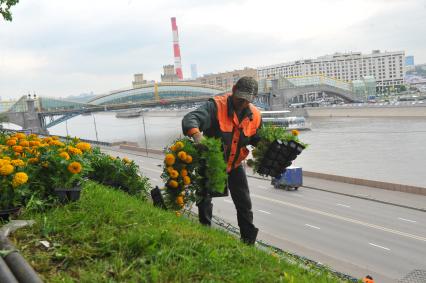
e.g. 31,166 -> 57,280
158,137 -> 227,212
247,125 -> 307,177
0,131 -> 150,217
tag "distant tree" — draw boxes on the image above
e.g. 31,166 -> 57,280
0,0 -> 19,21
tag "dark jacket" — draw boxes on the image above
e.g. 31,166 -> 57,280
182,93 -> 262,172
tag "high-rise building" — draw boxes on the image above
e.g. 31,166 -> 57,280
257,50 -> 405,92
191,64 -> 198,80
196,67 -> 257,90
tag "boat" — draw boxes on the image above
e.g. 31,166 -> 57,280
115,110 -> 142,118
260,110 -> 311,131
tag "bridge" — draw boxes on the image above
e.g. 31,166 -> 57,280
256,75 -> 357,110
2,82 -> 226,134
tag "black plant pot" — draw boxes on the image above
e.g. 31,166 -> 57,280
54,186 -> 81,204
150,186 -> 167,209
0,207 -> 21,221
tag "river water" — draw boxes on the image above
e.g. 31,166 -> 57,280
6,111 -> 425,188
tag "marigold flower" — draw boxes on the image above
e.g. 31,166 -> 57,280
165,154 -> 175,166
16,133 -> 26,139
175,141 -> 184,150
51,136 -> 59,140
177,151 -> 187,161
168,180 -> 179,188
11,159 -> 25,167
42,137 -> 52,143
167,166 -> 174,174
12,172 -> 29,188
169,145 -> 176,152
76,142 -> 91,151
28,158 -> 39,164
6,139 -> 17,146
122,157 -> 131,164
0,159 -> 11,166
170,170 -> 179,179
67,161 -> 82,174
183,176 -> 191,185
59,152 -> 70,160
181,169 -> 188,177
67,146 -> 83,155
175,211 -> 181,217
291,129 -> 300,136
3,156 -> 11,161
0,164 -> 14,176
176,196 -> 184,206
185,155 -> 193,164
12,145 -> 23,153
19,140 -> 30,147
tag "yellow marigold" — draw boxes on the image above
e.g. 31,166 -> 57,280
177,151 -> 187,161
28,158 -> 39,164
122,157 -> 131,164
12,172 -> 29,188
12,145 -> 23,153
164,154 -> 175,166
291,129 -> 300,136
3,156 -> 11,161
68,147 -> 83,155
42,137 -> 52,143
181,168 -> 188,177
176,196 -> 184,206
59,152 -> 70,160
174,141 -> 184,150
19,140 -> 30,147
168,180 -> 179,189
76,142 -> 91,152
167,166 -> 174,174
183,176 -> 191,185
169,145 -> 176,152
15,133 -> 26,139
185,155 -> 193,164
6,139 -> 17,146
49,140 -> 64,147
0,159 -> 11,166
28,134 -> 38,139
170,170 -> 179,179
0,164 -> 14,176
11,159 -> 25,167
51,136 -> 59,140
67,161 -> 82,174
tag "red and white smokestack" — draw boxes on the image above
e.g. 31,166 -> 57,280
171,17 -> 183,80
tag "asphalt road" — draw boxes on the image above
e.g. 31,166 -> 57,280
104,149 -> 426,283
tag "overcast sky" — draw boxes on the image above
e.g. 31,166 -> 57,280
0,0 -> 425,99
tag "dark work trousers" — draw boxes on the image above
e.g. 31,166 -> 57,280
196,165 -> 258,244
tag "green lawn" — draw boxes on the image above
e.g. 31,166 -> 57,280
12,182 -> 349,282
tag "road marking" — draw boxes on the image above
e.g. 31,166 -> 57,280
258,210 -> 271,215
369,243 -> 390,251
224,199 -> 233,204
140,166 -> 162,173
336,203 -> 351,208
251,193 -> 426,242
398,217 -> 417,223
258,185 -> 268,190
305,224 -> 321,230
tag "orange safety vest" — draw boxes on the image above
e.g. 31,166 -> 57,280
213,93 -> 261,172
362,277 -> 375,283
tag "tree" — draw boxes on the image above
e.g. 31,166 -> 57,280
0,0 -> 19,21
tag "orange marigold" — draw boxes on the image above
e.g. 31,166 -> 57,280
67,161 -> 82,174
28,158 -> 39,164
174,141 -> 184,150
181,169 -> 188,177
170,170 -> 179,179
164,154 -> 175,166
291,129 -> 300,136
12,172 -> 29,188
0,164 -> 14,176
168,180 -> 179,188
176,196 -> 184,206
76,142 -> 91,151
15,133 -> 26,139
19,140 -> 29,147
185,155 -> 193,164
59,152 -> 70,160
12,146 -> 23,153
11,159 -> 25,167
6,139 -> 17,146
183,176 -> 191,185
177,151 -> 187,161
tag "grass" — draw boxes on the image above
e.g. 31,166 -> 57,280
12,182 -> 349,282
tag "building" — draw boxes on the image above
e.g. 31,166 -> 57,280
161,65 -> 179,82
257,50 -> 405,93
405,56 -> 415,72
196,67 -> 257,90
132,73 -> 148,88
0,99 -> 17,113
191,64 -> 198,80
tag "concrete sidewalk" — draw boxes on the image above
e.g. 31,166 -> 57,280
101,145 -> 426,212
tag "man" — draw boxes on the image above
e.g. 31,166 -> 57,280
182,76 -> 262,245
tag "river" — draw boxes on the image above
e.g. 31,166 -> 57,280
4,112 -> 426,188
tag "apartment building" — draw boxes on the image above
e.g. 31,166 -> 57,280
257,50 -> 405,92
196,67 -> 257,90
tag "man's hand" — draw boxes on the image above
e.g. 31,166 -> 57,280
192,132 -> 204,144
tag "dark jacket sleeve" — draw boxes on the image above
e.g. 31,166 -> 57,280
249,118 -> 263,146
182,100 -> 217,136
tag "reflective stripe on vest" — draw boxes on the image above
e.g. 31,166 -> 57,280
213,93 -> 261,172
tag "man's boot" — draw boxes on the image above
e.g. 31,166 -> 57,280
240,227 -> 259,245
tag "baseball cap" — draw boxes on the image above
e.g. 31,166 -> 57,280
233,76 -> 258,102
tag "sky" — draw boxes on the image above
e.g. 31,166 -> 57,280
0,0 -> 425,99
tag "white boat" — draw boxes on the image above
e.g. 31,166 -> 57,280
260,110 -> 311,131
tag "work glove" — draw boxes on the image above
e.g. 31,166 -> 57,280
192,132 -> 204,144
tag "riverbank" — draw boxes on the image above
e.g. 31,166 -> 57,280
300,104 -> 426,117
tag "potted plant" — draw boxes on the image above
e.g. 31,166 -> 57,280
0,161 -> 29,220
248,125 -> 307,177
